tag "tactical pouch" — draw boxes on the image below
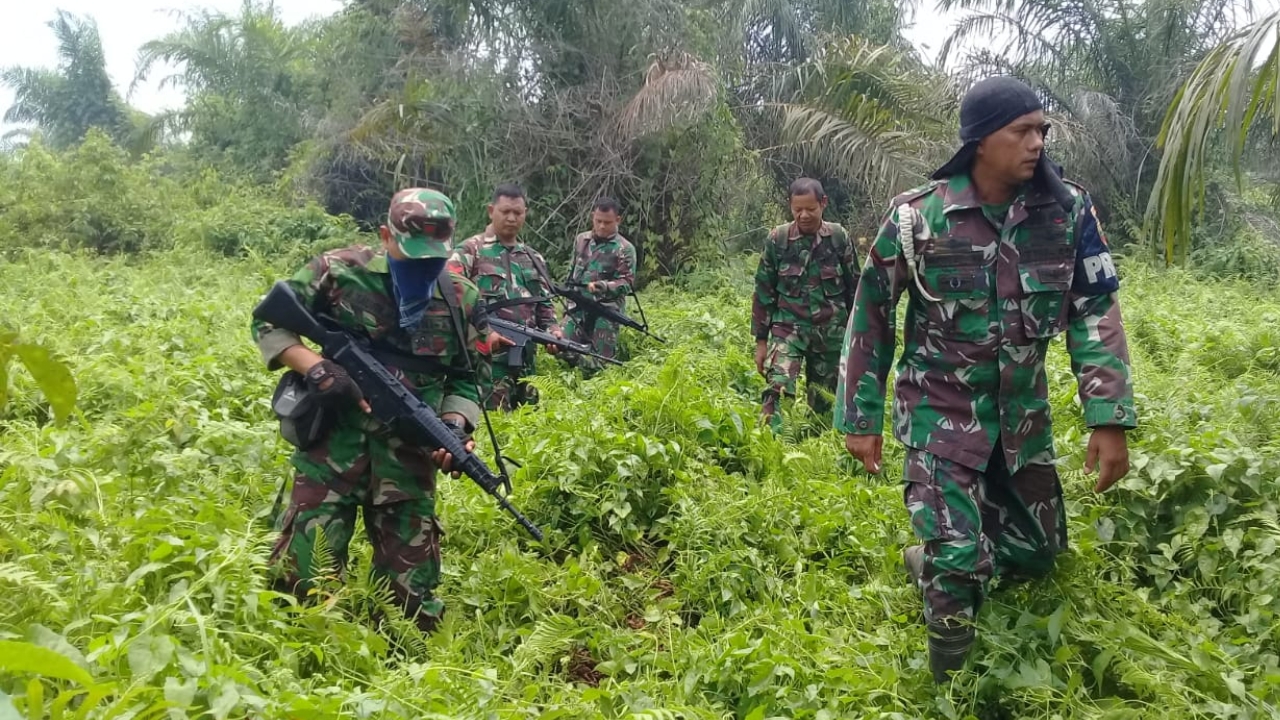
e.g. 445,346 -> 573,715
271,370 -> 333,450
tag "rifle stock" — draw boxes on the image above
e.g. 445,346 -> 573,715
253,281 -> 544,541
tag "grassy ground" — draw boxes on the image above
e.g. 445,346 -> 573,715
1,247 -> 1278,719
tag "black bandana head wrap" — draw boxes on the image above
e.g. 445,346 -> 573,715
931,76 -> 1075,211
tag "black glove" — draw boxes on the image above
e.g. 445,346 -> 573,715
304,359 -> 364,408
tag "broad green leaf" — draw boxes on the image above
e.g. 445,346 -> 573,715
26,626 -> 88,671
0,642 -> 93,686
127,635 -> 175,678
163,677 -> 197,709
12,342 -> 77,423
1047,604 -> 1066,647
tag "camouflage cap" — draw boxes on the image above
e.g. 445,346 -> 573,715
388,188 -> 457,258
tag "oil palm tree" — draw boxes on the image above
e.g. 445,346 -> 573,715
1146,8 -> 1280,264
1,11 -> 140,151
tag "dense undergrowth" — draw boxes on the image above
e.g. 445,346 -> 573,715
1,245 -> 1279,719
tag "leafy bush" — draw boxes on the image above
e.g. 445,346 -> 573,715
0,132 -> 357,259
1,247 -> 1279,718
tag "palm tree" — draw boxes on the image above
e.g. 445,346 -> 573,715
767,36 -> 958,204
1146,8 -> 1280,264
934,0 -> 1250,221
131,0 -> 321,175
1,11 -> 139,151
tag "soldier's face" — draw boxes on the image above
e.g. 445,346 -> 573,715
978,110 -> 1048,184
489,195 -> 527,239
789,191 -> 827,233
592,209 -> 620,238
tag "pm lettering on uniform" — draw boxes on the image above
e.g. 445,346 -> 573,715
1083,252 -> 1116,285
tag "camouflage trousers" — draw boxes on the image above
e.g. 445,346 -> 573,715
761,321 -> 843,431
561,311 -> 618,378
904,439 -> 1067,623
487,349 -> 539,411
270,416 -> 444,633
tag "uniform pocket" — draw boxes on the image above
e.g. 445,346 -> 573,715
819,265 -> 844,298
410,310 -> 456,356
778,264 -> 805,297
479,270 -> 509,299
919,259 -> 993,342
1017,261 -> 1071,338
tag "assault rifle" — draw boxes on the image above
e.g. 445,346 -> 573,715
252,281 -> 544,542
552,282 -> 665,343
487,316 -> 623,368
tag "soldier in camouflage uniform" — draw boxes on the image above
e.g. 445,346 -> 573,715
752,178 -> 861,433
448,183 -> 562,410
560,197 -> 636,377
836,77 -> 1136,682
251,187 -> 495,633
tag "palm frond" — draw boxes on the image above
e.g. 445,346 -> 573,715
1145,8 -> 1280,264
617,51 -> 719,141
761,35 -> 957,199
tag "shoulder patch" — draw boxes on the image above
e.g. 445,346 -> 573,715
1071,195 -> 1119,295
890,180 -> 943,210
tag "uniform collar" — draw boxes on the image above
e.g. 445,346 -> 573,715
787,221 -> 833,240
941,174 -> 1058,216
483,224 -> 523,249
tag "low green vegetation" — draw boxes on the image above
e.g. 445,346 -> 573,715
1,241 -> 1278,718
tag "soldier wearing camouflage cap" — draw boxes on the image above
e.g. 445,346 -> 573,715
752,178 -> 862,433
836,77 -> 1136,682
251,187 -> 498,633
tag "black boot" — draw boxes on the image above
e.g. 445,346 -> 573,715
927,617 -> 975,684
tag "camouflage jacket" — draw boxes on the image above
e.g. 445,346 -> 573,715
447,226 -> 559,332
751,221 -> 860,340
251,245 -> 491,432
835,174 -> 1137,474
565,231 -> 636,310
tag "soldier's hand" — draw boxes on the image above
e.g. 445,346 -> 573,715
434,439 -> 476,479
586,281 -> 601,293
545,327 -> 564,354
487,331 -> 516,354
845,433 -> 883,474
304,359 -> 371,413
1086,426 -> 1129,493
754,340 -> 768,376
434,418 -> 475,479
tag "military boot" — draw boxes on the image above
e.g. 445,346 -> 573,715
903,544 -> 924,591
927,617 -> 975,684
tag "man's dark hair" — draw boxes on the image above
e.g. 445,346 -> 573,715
593,196 -> 621,214
492,183 -> 526,203
788,178 -> 826,201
